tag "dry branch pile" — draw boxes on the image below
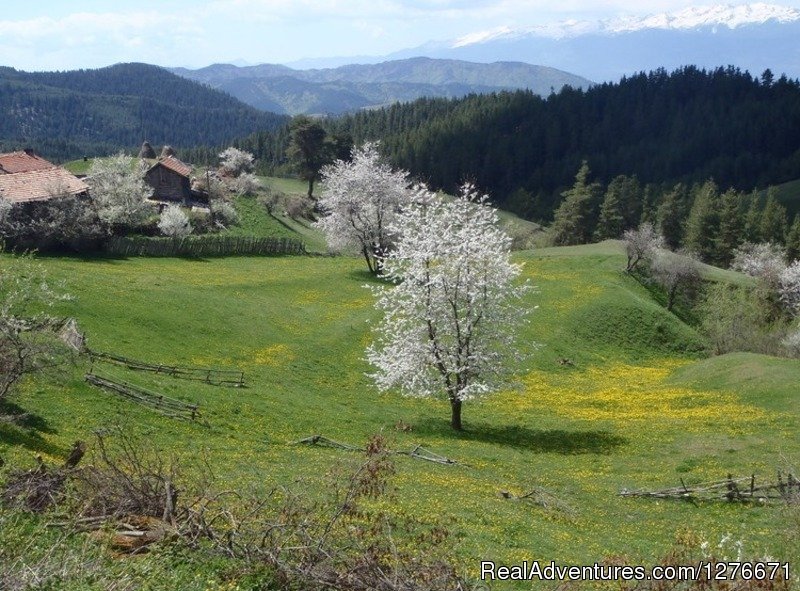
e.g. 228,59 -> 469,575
1,432 -> 472,590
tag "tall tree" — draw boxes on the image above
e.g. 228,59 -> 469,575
743,191 -> 763,243
595,175 -> 627,240
656,183 -> 687,250
759,191 -> 788,245
716,189 -> 744,267
550,161 -> 601,246
366,184 -> 529,431
315,143 -> 409,274
287,116 -> 331,198
683,180 -> 721,263
786,215 -> 800,262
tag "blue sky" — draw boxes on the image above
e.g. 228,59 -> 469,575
2,1 -> 799,71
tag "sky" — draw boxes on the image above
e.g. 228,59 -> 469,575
2,0 -> 800,71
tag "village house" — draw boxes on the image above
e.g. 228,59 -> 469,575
144,155 -> 194,205
0,150 -> 88,205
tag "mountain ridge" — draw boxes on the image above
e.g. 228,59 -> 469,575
170,57 -> 592,115
0,63 -> 288,162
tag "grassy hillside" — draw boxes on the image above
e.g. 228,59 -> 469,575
1,243 -> 798,589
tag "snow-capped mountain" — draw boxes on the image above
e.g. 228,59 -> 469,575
452,3 -> 799,44
389,3 -> 800,82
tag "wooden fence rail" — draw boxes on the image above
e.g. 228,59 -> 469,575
620,473 -> 800,504
88,350 -> 245,388
85,372 -> 200,421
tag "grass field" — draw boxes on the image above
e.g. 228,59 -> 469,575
1,242 -> 799,589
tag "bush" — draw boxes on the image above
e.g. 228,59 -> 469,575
285,195 -> 314,220
157,205 -> 192,238
209,199 -> 239,227
698,282 -> 787,355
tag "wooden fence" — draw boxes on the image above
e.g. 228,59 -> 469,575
88,349 -> 245,388
620,473 -> 800,504
104,235 -> 306,257
85,372 -> 200,421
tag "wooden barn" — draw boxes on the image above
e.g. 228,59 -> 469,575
144,156 -> 194,204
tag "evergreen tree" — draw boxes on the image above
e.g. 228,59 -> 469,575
595,176 -> 627,239
716,189 -> 744,267
550,161 -> 601,246
786,215 -> 800,262
743,191 -> 763,242
759,191 -> 788,244
683,180 -> 721,263
656,183 -> 687,250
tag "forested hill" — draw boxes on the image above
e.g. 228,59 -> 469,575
0,63 -> 288,162
327,66 -> 800,219
170,58 -> 592,115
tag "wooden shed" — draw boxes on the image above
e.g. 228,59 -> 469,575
144,156 -> 193,204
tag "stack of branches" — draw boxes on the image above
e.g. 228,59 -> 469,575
2,431 -> 474,590
499,486 -> 576,518
2,441 -> 86,512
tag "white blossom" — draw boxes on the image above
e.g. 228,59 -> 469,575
157,205 -> 192,238
227,172 -> 260,196
779,260 -> 800,316
87,153 -> 152,230
623,222 -> 664,272
366,183 -> 532,430
219,147 -> 255,177
315,142 -> 409,274
731,242 -> 787,283
0,198 -> 11,227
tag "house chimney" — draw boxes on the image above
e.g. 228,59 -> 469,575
23,148 -> 36,157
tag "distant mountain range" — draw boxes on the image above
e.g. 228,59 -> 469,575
170,58 -> 592,115
0,63 -> 287,161
284,3 -> 800,82
385,3 -> 800,81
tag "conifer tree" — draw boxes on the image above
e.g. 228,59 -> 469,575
743,191 -> 763,243
595,177 -> 626,240
786,215 -> 800,262
716,189 -> 744,267
550,161 -> 601,246
683,180 -> 721,263
656,183 -> 687,250
759,191 -> 788,244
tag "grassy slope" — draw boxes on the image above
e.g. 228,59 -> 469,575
2,245 -> 798,588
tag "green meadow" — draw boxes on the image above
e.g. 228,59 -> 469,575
1,240 -> 799,588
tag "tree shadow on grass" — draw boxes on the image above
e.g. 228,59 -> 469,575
413,418 -> 627,455
347,268 -> 382,284
0,400 -> 65,458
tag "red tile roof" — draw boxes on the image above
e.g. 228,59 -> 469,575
0,167 -> 89,204
151,156 -> 192,178
0,151 -> 57,174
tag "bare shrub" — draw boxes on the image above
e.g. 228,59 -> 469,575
285,195 -> 314,220
650,249 -> 702,311
2,431 -> 471,590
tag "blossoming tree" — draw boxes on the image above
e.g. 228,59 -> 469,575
315,142 -> 409,274
366,184 -> 530,430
